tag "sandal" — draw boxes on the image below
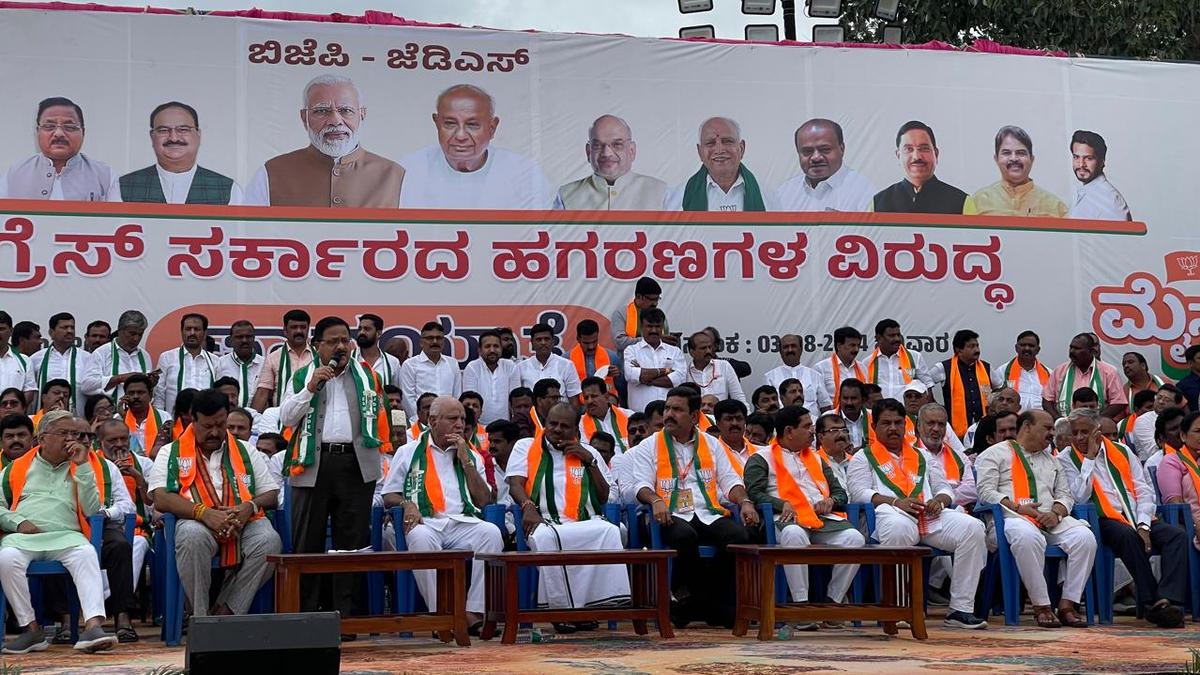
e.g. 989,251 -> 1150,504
1056,606 -> 1088,628
116,625 -> 140,643
51,624 -> 72,645
1033,606 -> 1061,628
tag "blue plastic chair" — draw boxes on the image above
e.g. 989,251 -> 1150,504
378,503 -> 507,619
158,510 -> 283,646
974,502 -> 1096,626
0,514 -> 104,651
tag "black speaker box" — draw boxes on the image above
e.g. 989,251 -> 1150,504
185,612 -> 341,674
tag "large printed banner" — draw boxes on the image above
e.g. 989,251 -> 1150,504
0,201 -> 1171,379
0,7 -> 1198,377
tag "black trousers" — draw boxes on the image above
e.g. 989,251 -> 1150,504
46,526 -> 136,618
289,450 -> 375,616
659,514 -> 750,620
1098,517 -> 1188,606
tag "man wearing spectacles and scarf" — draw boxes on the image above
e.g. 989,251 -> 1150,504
108,101 -> 241,205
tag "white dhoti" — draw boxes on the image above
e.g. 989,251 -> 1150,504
874,505 -> 987,614
986,516 -> 1096,606
528,519 -> 631,608
0,544 -> 107,626
405,517 -> 503,613
776,524 -> 864,603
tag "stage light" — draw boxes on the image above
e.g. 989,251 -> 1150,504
678,0 -> 714,13
742,0 -> 777,14
807,0 -> 842,18
680,24 -> 716,39
745,24 -> 780,41
875,0 -> 900,21
812,25 -> 845,42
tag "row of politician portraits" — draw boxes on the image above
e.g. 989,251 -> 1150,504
0,74 -> 1131,221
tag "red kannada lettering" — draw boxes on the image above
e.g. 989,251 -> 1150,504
228,237 -> 310,280
602,232 -> 649,281
827,234 -> 878,279
414,231 -> 470,280
554,231 -> 600,280
361,231 -> 410,280
52,224 -> 144,276
315,239 -> 357,279
0,217 -> 47,290
493,230 -> 551,281
167,226 -> 224,278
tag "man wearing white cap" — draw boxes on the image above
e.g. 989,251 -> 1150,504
903,380 -> 970,459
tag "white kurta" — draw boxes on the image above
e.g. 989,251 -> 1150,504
83,341 -> 153,400
662,172 -> 779,211
507,438 -> 629,608
154,346 -> 219,414
763,363 -> 831,412
846,445 -> 987,614
462,358 -> 521,425
1067,175 -> 1131,221
625,431 -> 743,525
398,352 -> 462,419
399,145 -> 555,209
623,340 -> 686,415
518,354 -> 582,398
216,352 -> 265,409
776,166 -> 876,212
685,358 -> 745,403
990,360 -> 1048,413
857,349 -> 934,401
30,346 -> 92,412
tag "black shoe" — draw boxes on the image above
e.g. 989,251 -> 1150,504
340,633 -> 358,642
571,621 -> 599,631
1146,602 -> 1185,628
669,600 -> 691,629
944,610 -> 988,629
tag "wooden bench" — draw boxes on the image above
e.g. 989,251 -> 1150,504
729,544 -> 930,640
267,550 -> 474,646
478,549 -> 676,644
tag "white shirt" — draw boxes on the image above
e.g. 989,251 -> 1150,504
625,431 -> 745,525
462,358 -> 521,425
919,440 -> 977,507
381,435 -> 489,529
776,166 -> 876,212
398,145 -> 555,209
507,438 -> 611,522
763,363 -> 831,412
839,408 -> 868,451
663,172 -> 778,212
84,341 -> 153,399
148,437 -> 279,496
1130,411 -> 1158,462
518,353 -> 582,398
1057,442 -> 1156,527
277,369 -> 354,443
216,352 -> 265,409
366,351 -> 402,389
816,356 -> 866,403
107,164 -> 244,205
0,348 -> 36,394
101,457 -> 137,522
857,349 -> 933,401
685,358 -> 745,404
990,360 -> 1046,412
1067,175 -> 1131,221
846,444 -> 955,505
30,345 -> 92,412
622,339 -> 686,415
154,346 -> 219,415
398,352 -> 462,419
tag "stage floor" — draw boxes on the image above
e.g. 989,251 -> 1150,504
6,615 -> 1198,674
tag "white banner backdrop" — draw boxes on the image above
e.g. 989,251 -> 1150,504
0,9 -> 1196,380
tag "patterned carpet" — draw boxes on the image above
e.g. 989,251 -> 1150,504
5,615 -> 1199,675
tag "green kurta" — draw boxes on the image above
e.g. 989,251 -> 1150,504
0,452 -> 99,551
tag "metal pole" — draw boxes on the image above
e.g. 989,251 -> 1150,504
782,0 -> 797,40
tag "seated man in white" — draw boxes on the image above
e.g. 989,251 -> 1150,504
975,409 -> 1095,628
507,403 -> 630,624
382,396 -> 501,632
847,399 -> 989,629
744,405 -> 863,630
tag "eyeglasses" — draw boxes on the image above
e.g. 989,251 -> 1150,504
151,125 -> 196,137
37,123 -> 82,134
44,429 -> 87,440
819,427 -> 848,435
307,106 -> 360,120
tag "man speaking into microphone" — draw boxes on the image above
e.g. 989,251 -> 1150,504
280,316 -> 391,623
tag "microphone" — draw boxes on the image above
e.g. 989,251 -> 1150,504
315,350 -> 346,392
